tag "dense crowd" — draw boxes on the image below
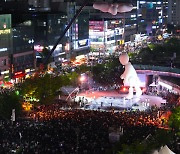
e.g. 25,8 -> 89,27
0,102 -> 170,154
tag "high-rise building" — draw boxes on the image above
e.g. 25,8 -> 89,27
0,14 -> 12,81
28,0 -> 50,11
137,0 -> 164,35
167,0 -> 180,26
12,14 -> 35,80
162,0 -> 168,27
32,2 -> 89,66
123,0 -> 138,42
71,5 -> 90,57
0,13 -> 36,82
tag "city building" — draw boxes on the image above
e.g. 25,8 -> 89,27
0,14 -> 12,81
136,0 -> 164,35
12,15 -> 35,68
88,0 -> 140,53
167,0 -> 180,26
162,0 -> 168,28
123,0 -> 138,42
0,13 -> 36,82
33,2 -> 90,66
28,0 -> 50,11
89,20 -> 124,53
0,0 -> 177,79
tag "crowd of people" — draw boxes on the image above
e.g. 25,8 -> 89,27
0,101 -> 170,154
0,82 -> 179,153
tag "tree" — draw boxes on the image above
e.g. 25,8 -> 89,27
66,71 -> 79,86
138,47 -> 153,64
116,129 -> 172,154
168,107 -> 180,132
90,56 -> 124,85
0,91 -> 22,119
164,38 -> 180,57
77,64 -> 90,74
18,74 -> 71,105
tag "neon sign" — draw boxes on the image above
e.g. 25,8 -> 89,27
15,71 -> 23,76
0,29 -> 11,35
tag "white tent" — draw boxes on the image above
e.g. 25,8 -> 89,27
158,145 -> 175,154
149,82 -> 158,87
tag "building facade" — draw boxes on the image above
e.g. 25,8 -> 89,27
0,14 -> 12,81
167,0 -> 180,26
0,13 -> 36,82
137,0 -> 164,35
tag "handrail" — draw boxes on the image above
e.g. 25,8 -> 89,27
134,64 -> 180,74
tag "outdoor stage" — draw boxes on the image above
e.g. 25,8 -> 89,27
75,90 -> 167,111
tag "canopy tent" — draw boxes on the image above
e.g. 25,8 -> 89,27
152,145 -> 175,154
61,86 -> 79,95
149,82 -> 158,87
159,145 -> 175,154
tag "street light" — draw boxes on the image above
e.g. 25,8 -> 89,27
79,74 -> 87,91
79,74 -> 86,82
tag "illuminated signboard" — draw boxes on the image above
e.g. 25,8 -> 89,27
0,29 -> 11,35
15,71 -> 23,76
74,39 -> 89,49
1,70 -> 9,75
73,39 -> 89,49
78,39 -> 89,47
25,69 -> 30,73
89,21 -> 104,32
14,71 -> 25,79
0,48 -> 8,52
34,45 -> 44,52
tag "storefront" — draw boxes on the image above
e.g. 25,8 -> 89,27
13,71 -> 26,83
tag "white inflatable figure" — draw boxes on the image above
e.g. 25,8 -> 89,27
119,53 -> 142,99
93,2 -> 133,15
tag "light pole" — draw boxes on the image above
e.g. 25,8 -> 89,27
79,73 -> 87,91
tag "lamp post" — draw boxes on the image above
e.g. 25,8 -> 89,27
79,73 -> 87,91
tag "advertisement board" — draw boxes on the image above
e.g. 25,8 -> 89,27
89,21 -> 104,32
74,39 -> 89,49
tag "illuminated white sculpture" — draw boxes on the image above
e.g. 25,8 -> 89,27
119,53 -> 142,99
93,2 -> 133,15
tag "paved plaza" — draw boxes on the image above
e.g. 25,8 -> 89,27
75,90 -> 167,111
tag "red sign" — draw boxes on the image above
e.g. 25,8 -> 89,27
15,71 -> 23,76
13,72 -> 25,78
